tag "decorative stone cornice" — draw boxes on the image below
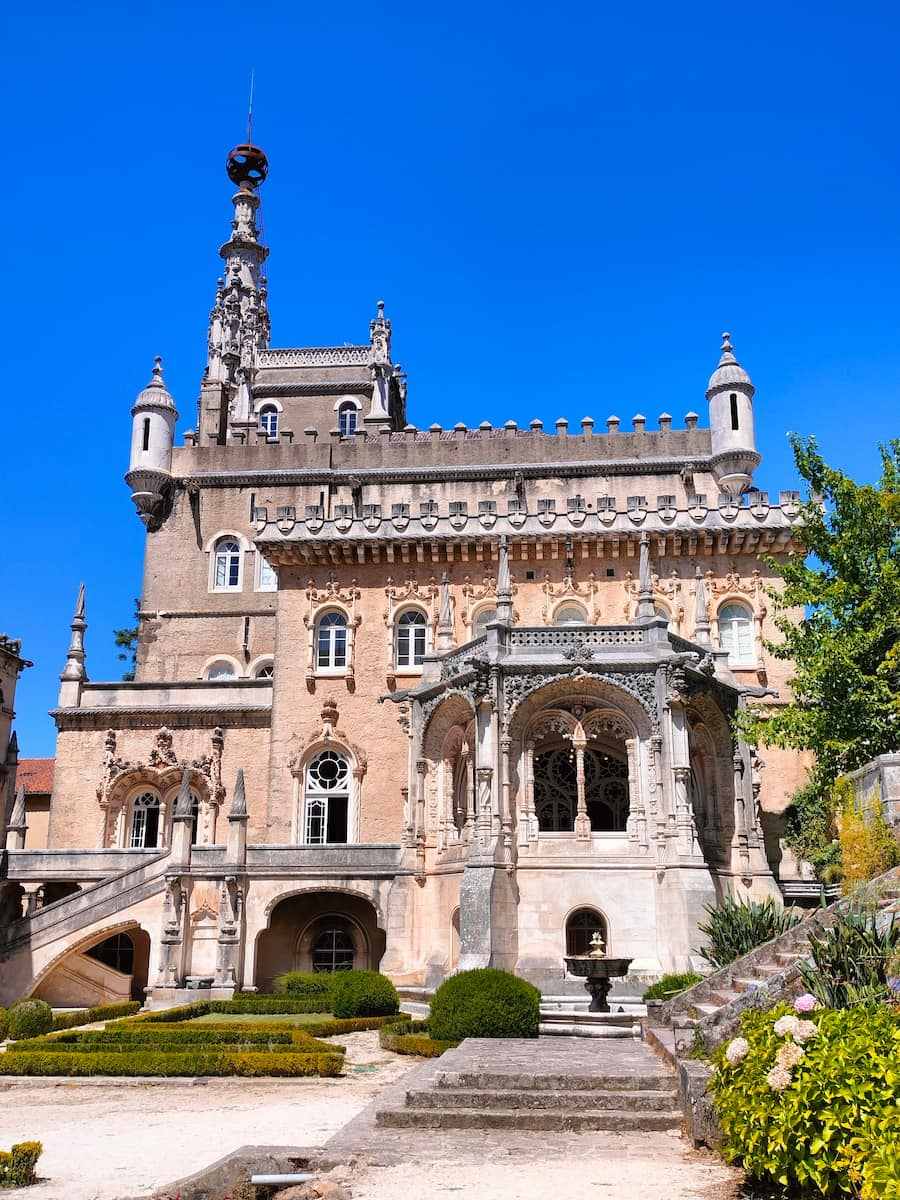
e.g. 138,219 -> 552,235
52,706 -> 271,732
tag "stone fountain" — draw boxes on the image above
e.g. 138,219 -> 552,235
563,931 -> 633,1013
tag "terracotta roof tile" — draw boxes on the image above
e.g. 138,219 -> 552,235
16,758 -> 54,796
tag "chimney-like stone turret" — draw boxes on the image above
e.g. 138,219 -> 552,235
706,332 -> 760,495
125,358 -> 178,528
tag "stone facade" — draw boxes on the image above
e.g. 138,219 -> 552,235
0,142 -> 810,1006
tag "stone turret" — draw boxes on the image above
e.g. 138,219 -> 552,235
125,358 -> 178,527
706,332 -> 760,495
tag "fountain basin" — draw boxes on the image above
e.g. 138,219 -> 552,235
563,955 -> 633,1013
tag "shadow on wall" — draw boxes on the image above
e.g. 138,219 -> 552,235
254,890 -> 386,992
32,926 -> 151,1007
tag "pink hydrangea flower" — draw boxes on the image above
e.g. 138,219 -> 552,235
794,993 -> 817,1013
766,1064 -> 792,1091
773,1014 -> 800,1037
793,1019 -> 818,1044
777,1041 -> 805,1068
724,1037 -> 749,1065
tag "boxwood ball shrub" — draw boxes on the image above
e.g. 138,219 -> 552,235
710,1001 -> 900,1198
330,970 -> 399,1018
7,1000 -> 53,1041
0,1140 -> 43,1188
428,969 -> 541,1041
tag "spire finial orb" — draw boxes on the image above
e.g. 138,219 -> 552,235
226,143 -> 269,189
152,356 -> 163,380
721,331 -> 733,352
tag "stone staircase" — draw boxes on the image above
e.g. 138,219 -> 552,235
376,1037 -> 682,1132
650,866 -> 900,1057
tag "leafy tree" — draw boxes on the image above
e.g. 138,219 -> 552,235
113,598 -> 140,681
739,436 -> 900,873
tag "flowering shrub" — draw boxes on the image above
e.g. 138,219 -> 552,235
710,1003 -> 900,1197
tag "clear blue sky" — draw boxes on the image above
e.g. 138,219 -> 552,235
2,1 -> 898,756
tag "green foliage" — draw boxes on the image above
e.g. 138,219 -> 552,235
378,1019 -> 457,1057
0,1049 -> 342,1077
51,1001 -> 141,1031
215,994 -> 333,1013
330,970 -> 399,1018
272,971 -> 334,998
301,1014 -> 410,1037
783,770 -> 844,883
113,598 -> 140,681
8,1029 -> 336,1052
6,1000 -> 53,1041
696,897 -> 801,969
428,969 -> 541,1041
710,1003 -> 900,1198
642,972 -> 703,1001
798,907 -> 900,1008
0,1141 -> 42,1189
737,437 -> 900,820
836,777 -> 900,894
0,1009 -> 7,1042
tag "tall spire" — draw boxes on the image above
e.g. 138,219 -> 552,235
59,584 -> 87,683
437,573 -> 454,651
635,532 -> 656,621
496,536 -> 513,624
205,142 -> 271,421
693,566 -> 711,645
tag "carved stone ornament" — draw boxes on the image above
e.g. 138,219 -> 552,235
623,569 -> 685,627
542,569 -> 599,624
503,668 -> 659,730
287,697 -> 368,778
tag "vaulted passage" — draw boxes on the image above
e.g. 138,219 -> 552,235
254,891 -> 385,993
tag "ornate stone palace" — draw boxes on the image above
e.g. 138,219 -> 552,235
0,143 -> 809,1006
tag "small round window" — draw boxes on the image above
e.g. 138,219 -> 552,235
307,751 -> 349,792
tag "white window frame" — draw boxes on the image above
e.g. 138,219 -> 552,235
316,610 -> 350,674
256,552 -> 277,592
208,532 -> 248,593
554,603 -> 588,626
129,790 -> 162,849
303,750 -> 352,845
396,608 -> 429,669
257,404 -> 279,439
717,602 -> 756,665
202,656 -> 242,680
338,402 -> 358,437
472,604 -> 498,640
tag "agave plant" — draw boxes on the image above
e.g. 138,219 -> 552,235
696,896 -> 802,969
798,906 -> 900,1009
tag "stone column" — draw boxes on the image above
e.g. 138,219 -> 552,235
626,737 -> 646,848
463,746 -> 476,841
573,727 -> 591,840
519,741 -> 537,849
499,734 -> 514,869
415,759 -> 427,876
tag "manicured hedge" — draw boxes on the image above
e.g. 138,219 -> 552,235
429,969 -> 541,1041
0,1008 -> 8,1042
0,1050 -> 343,1077
331,971 -> 399,1018
302,1014 -> 411,1037
52,1001 -> 141,1031
9,1028 -> 339,1053
5,1040 -> 338,1058
378,1019 -> 457,1058
0,1141 -> 43,1188
124,996 -> 334,1022
273,971 -> 334,998
6,1000 -> 53,1041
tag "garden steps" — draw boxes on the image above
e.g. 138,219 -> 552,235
649,864 -> 900,1059
375,1036 -> 682,1133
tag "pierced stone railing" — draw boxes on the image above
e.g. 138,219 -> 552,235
508,627 -> 647,649
257,346 -> 371,368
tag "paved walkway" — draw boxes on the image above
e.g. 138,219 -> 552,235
326,1037 -> 742,1200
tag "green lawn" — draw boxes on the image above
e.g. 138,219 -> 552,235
190,1011 -> 333,1025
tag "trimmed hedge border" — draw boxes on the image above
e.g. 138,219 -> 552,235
51,1001 -> 141,1032
378,1019 -> 457,1058
0,1141 -> 43,1188
9,1027 -> 340,1056
5,1040 -> 339,1058
0,1050 -> 343,1077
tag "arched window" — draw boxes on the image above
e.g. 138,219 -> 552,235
534,745 -> 629,833
338,403 -> 358,437
718,603 -> 755,664
257,555 -> 277,591
397,609 -> 428,667
566,908 -> 608,957
554,604 -> 587,626
304,750 -> 350,844
317,611 -> 348,671
254,660 -> 275,679
258,405 -> 279,439
473,606 -> 497,638
190,792 -> 201,845
311,920 -> 355,972
130,791 -> 161,848
213,538 -> 242,590
206,660 -> 238,680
